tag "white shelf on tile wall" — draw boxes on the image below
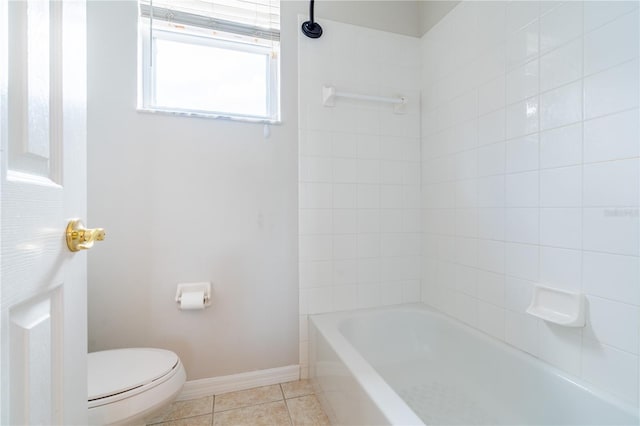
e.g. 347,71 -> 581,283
322,85 -> 407,114
526,285 -> 585,327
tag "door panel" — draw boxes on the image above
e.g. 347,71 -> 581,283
1,0 -> 87,424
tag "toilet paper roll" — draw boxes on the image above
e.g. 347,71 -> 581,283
180,291 -> 205,310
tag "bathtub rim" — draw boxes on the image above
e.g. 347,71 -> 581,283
310,303 -> 640,424
310,305 -> 425,426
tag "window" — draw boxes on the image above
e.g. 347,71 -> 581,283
138,0 -> 280,122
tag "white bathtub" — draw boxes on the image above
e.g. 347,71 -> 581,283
309,304 -> 639,425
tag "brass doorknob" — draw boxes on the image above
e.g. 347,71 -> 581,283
66,219 -> 106,252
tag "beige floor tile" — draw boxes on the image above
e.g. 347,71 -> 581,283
152,414 -> 213,426
213,400 -> 291,426
214,384 -> 283,412
147,396 -> 214,424
281,380 -> 314,399
286,395 -> 330,426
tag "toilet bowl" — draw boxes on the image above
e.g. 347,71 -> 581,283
88,348 -> 186,425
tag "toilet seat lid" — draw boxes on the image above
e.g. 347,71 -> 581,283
88,348 -> 179,401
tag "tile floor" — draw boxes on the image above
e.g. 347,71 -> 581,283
146,380 -> 330,426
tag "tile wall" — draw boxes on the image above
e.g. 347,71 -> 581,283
298,18 -> 421,377
420,1 -> 640,407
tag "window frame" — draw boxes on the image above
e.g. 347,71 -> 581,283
138,18 -> 281,123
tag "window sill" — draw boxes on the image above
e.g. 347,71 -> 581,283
137,107 -> 281,125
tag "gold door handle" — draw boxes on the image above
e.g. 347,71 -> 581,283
66,219 -> 106,252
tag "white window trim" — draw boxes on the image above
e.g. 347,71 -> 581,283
138,19 -> 281,124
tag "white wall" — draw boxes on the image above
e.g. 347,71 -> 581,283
87,0 -> 423,381
421,1 -> 640,407
418,0 -> 460,36
311,1 -> 420,37
87,0 -> 301,380
297,18 -> 421,377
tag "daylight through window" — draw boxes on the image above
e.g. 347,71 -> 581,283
138,0 -> 280,122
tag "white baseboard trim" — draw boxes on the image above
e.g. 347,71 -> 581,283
176,365 -> 300,401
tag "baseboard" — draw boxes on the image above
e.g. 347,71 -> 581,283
176,365 -> 300,401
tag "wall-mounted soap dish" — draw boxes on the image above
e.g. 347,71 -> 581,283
526,285 -> 585,327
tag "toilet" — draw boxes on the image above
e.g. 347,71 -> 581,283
88,348 -> 186,425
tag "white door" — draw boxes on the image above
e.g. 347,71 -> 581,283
1,0 -> 89,424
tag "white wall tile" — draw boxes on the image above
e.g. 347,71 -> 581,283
332,132 -> 358,158
300,209 -> 333,235
299,261 -> 333,288
333,235 -> 357,259
585,296 -> 640,354
585,11 -> 640,76
306,287 -> 333,314
505,243 -> 539,281
357,184 -> 380,208
479,76 -> 506,115
538,324 -> 582,376
479,109 -> 507,146
379,185 -> 404,208
583,251 -> 640,305
506,171 -> 539,207
333,259 -> 358,284
540,247 -> 582,292
506,208 -> 539,244
357,134 -> 381,159
506,20 -> 539,69
333,158 -> 357,183
506,97 -> 539,139
540,38 -> 583,92
540,208 -> 582,249
333,284 -> 358,311
333,209 -> 357,234
584,1 -> 639,32
302,130 -> 333,157
506,1 -> 539,35
401,280 -> 421,303
477,239 -> 506,273
540,81 -> 583,131
506,59 -> 539,105
357,233 -> 381,258
582,338 -> 639,405
299,21 -> 422,342
506,135 -> 539,173
357,209 -> 380,233
454,237 -> 478,268
357,159 -> 381,184
300,183 -> 332,208
584,59 -> 640,120
584,109 -> 640,163
478,208 -> 506,241
300,157 -> 333,182
476,270 -> 506,306
455,265 -> 478,296
583,159 -> 640,207
540,166 -> 582,207
333,183 -> 357,208
505,276 -> 535,313
540,1 -> 583,54
455,208 -> 478,238
478,142 -> 506,176
506,311 -> 539,356
540,123 -> 582,169
583,208 -> 640,256
477,175 -> 506,207
415,1 -> 640,403
299,235 -> 332,261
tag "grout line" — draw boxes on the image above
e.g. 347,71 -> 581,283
213,398 -> 286,414
281,384 -> 295,426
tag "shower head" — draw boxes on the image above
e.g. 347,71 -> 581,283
301,0 -> 322,38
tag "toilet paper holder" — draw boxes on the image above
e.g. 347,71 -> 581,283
175,282 -> 212,307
